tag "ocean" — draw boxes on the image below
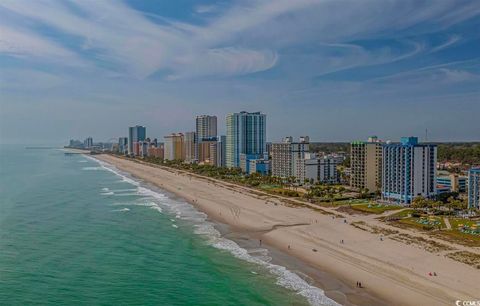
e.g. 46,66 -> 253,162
0,146 -> 337,305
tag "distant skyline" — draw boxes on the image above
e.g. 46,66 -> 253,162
1,0 -> 479,144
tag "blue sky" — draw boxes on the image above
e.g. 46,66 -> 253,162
0,0 -> 479,144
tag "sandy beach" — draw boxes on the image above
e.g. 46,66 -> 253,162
95,154 -> 479,306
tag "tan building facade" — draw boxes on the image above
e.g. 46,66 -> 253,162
184,131 -> 197,163
350,137 -> 383,192
164,133 -> 184,161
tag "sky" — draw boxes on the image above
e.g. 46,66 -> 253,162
0,0 -> 479,145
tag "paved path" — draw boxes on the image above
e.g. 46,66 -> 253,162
444,217 -> 452,230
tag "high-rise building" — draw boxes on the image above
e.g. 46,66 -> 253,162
468,168 -> 480,210
226,112 -> 266,168
196,115 -> 217,163
139,140 -> 149,158
382,137 -> 437,205
184,132 -> 197,163
350,136 -> 383,193
164,133 -> 184,161
198,137 -> 217,164
118,137 -> 128,154
84,137 -> 93,149
216,135 -> 226,167
271,136 -> 309,179
196,115 -> 217,142
128,125 -> 146,155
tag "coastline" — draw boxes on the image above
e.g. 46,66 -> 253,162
93,154 -> 479,306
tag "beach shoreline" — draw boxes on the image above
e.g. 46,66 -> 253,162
93,154 -> 479,306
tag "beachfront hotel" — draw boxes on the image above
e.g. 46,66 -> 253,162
216,135 -> 227,168
128,125 -> 146,155
271,136 -> 310,179
164,133 -> 184,161
300,154 -> 341,184
184,131 -> 197,163
468,167 -> 480,210
195,115 -> 217,163
118,137 -> 128,154
350,136 -> 383,192
196,115 -> 217,141
225,111 -> 266,168
381,137 -> 437,204
84,137 -> 94,149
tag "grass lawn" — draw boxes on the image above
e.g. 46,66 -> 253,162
388,209 -> 415,218
313,198 -> 363,207
351,203 -> 403,214
399,216 -> 446,230
388,214 -> 480,246
445,218 -> 480,245
449,218 -> 479,229
259,184 -> 281,190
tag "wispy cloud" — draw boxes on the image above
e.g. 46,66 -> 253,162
0,0 -> 286,79
430,35 -> 461,53
0,23 -> 84,66
195,4 -> 218,14
1,0 -> 477,81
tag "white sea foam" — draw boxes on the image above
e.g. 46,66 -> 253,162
112,208 -> 130,212
82,166 -> 104,171
172,224 -> 178,228
111,188 -> 138,193
101,191 -> 114,196
102,187 -> 110,192
88,156 -> 338,306
113,193 -> 140,197
78,160 -> 88,163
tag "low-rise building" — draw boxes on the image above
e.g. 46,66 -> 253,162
147,145 -> 164,159
436,173 -> 467,193
303,153 -> 340,184
248,158 -> 270,175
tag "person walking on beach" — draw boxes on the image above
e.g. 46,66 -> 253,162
259,239 -> 262,246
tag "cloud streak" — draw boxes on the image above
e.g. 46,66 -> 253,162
1,0 -> 477,81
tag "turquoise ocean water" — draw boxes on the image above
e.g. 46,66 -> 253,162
0,146 -> 337,305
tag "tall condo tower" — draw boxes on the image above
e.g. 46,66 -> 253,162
226,112 -> 266,168
128,125 -> 146,155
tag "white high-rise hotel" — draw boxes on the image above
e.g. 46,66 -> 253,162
382,137 -> 437,204
271,136 -> 309,179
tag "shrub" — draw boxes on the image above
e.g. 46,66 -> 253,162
411,212 -> 421,218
